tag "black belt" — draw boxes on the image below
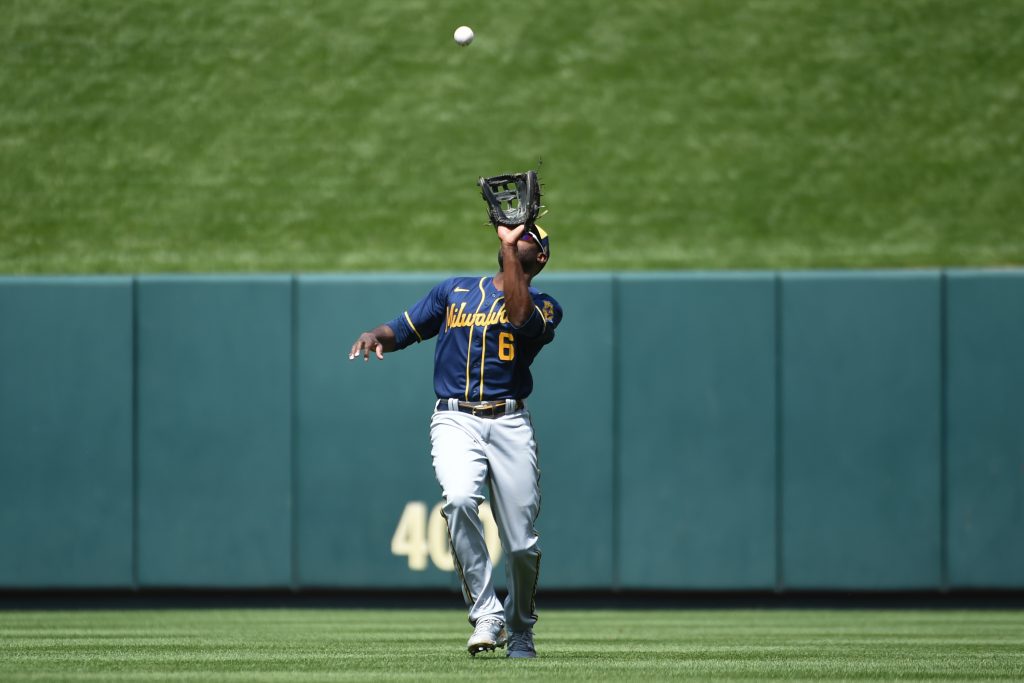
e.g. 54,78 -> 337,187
435,399 -> 524,418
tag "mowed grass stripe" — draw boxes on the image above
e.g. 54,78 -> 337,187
1,609 -> 1022,680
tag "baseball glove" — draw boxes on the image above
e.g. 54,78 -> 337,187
478,170 -> 543,228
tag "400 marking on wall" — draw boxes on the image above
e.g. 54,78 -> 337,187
391,501 -> 502,571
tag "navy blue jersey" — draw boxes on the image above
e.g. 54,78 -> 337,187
386,276 -> 562,401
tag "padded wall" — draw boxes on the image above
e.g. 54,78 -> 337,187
780,272 -> 942,589
617,274 -> 777,589
135,276 -> 292,587
1,270 -> 1021,590
0,277 -> 133,587
946,271 -> 1024,588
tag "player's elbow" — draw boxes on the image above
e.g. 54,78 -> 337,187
506,304 -> 532,328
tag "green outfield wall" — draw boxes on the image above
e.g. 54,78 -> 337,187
1,271 -> 1021,591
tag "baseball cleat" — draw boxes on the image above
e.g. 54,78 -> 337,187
506,629 -> 536,658
467,616 -> 507,656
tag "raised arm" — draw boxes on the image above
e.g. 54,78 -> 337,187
349,323 -> 397,362
497,224 -> 531,326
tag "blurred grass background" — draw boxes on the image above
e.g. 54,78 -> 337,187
1,0 -> 1022,273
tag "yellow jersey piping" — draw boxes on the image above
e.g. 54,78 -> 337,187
404,311 -> 423,342
478,296 -> 504,400
463,277 -> 487,401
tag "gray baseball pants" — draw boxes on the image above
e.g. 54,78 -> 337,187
430,402 -> 542,632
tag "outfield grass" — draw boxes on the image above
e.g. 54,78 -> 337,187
1,608 -> 1022,681
2,1 -> 1023,273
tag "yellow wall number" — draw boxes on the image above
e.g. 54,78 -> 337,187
391,501 -> 502,571
498,332 -> 515,361
390,501 -> 430,570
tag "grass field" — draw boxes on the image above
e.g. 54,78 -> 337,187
2,0 -> 1024,273
2,608 -> 1022,681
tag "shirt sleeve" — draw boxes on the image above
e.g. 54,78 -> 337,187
386,279 -> 450,350
510,292 -> 563,344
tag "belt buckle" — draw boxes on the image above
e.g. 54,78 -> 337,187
473,402 -> 502,417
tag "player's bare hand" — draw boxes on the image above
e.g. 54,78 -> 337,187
497,224 -> 527,246
349,333 -> 384,362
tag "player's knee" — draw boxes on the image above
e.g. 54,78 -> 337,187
443,493 -> 480,518
507,541 -> 541,562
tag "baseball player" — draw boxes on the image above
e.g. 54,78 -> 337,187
349,222 -> 562,659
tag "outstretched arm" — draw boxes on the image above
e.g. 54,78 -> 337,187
348,323 -> 397,362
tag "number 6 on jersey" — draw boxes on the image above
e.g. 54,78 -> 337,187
498,332 -> 515,361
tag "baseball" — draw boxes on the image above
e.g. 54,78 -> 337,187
453,25 -> 474,46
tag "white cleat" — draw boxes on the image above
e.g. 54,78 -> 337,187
467,616 -> 507,656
